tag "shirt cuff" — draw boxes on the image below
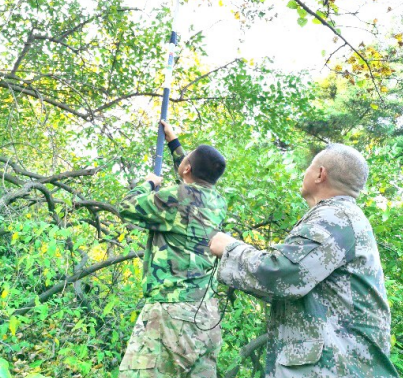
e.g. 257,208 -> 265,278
225,241 -> 243,253
147,181 -> 155,191
134,181 -> 153,193
167,138 -> 181,153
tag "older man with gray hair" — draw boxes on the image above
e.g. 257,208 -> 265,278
210,144 -> 398,377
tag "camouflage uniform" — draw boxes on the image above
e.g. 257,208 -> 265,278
218,196 -> 398,377
119,140 -> 226,377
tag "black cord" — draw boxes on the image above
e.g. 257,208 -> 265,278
193,258 -> 233,331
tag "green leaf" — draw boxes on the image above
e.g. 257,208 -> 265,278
297,17 -> 308,27
317,10 -> 326,19
0,358 -> 12,378
29,360 -> 44,368
297,8 -> 307,18
286,0 -> 298,9
103,297 -> 117,316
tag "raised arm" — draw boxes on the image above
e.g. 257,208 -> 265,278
161,120 -> 186,175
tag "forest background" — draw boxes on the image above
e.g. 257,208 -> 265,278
0,0 -> 402,377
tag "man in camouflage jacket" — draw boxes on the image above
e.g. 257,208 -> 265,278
118,121 -> 227,378
210,144 -> 398,378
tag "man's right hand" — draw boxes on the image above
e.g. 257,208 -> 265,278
145,172 -> 163,188
209,232 -> 237,258
161,120 -> 177,142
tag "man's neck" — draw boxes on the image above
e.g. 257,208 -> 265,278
306,189 -> 353,208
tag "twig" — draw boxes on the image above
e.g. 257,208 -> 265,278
13,250 -> 144,316
293,0 -> 383,102
11,29 -> 35,76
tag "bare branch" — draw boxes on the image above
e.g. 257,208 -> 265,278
323,42 -> 347,68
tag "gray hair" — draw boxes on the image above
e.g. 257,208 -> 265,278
315,143 -> 369,197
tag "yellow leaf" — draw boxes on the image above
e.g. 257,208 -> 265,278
26,213 -> 32,219
218,0 -> 224,6
380,86 -> 388,93
9,315 -> 18,336
40,243 -> 48,254
1,288 -> 9,299
379,187 -> 385,193
130,311 -> 138,322
143,154 -> 148,162
234,11 -> 240,20
117,233 -> 125,242
11,232 -> 19,241
391,334 -> 396,347
334,64 -> 342,72
370,103 -> 378,110
54,337 -> 59,346
394,33 -> 402,42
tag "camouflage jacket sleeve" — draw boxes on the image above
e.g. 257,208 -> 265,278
167,138 -> 186,176
217,204 -> 355,302
119,182 -> 180,232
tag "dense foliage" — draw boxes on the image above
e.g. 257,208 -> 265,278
0,0 -> 402,377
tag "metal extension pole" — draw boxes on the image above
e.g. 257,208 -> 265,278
154,0 -> 180,178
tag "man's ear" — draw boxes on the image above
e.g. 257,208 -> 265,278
315,166 -> 327,183
183,163 -> 192,175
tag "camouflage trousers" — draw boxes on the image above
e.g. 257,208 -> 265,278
118,298 -> 222,378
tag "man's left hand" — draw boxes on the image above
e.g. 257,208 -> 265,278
145,173 -> 163,188
209,232 -> 237,258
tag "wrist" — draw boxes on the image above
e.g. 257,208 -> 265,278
146,181 -> 155,191
167,138 -> 181,153
166,134 -> 177,142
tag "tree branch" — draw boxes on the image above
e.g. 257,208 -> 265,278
178,59 -> 239,100
33,34 -> 83,54
11,29 -> 35,76
0,171 -> 25,186
293,0 -> 383,101
224,334 -> 268,378
0,156 -> 102,199
0,181 -> 61,224
73,200 -> 121,218
0,80 -> 90,120
13,250 -> 144,316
